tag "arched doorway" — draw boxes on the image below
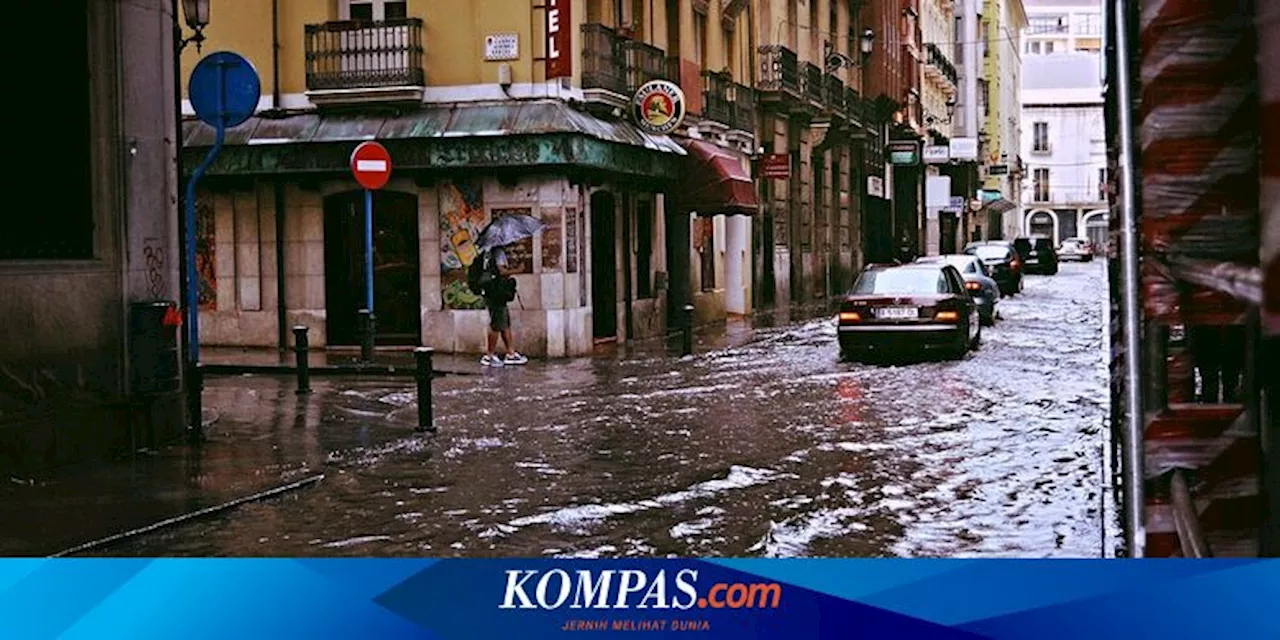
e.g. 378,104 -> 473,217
1083,209 -> 1108,256
323,189 -> 421,346
1026,209 -> 1058,243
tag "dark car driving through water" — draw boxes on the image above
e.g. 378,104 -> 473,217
837,263 -> 982,362
915,254 -> 1001,325
964,241 -> 1024,296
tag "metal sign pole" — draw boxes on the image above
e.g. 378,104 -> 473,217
365,188 -> 374,314
183,61 -> 228,435
183,51 -> 260,437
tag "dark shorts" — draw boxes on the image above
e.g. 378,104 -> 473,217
487,302 -> 510,331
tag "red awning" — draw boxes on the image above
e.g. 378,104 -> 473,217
678,139 -> 759,216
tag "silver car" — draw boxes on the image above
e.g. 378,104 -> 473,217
1058,237 -> 1095,262
915,254 -> 1001,325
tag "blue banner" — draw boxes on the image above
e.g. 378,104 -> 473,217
1,559 -> 1277,639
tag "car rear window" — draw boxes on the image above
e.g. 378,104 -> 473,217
974,245 -> 1011,260
1035,239 -> 1054,251
853,268 -> 947,294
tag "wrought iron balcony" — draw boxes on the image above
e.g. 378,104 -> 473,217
845,86 -> 862,122
803,62 -> 825,105
825,76 -> 846,116
731,82 -> 758,132
703,70 -> 733,125
621,39 -> 673,94
304,18 -> 425,92
581,23 -> 627,96
757,45 -> 800,96
925,42 -> 959,88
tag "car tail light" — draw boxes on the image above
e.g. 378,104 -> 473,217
965,281 -> 981,291
838,311 -> 862,322
935,310 -> 960,322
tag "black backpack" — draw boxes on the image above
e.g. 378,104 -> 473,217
466,255 -> 493,296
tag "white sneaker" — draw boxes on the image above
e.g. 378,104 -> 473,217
480,354 -> 505,367
504,352 -> 528,365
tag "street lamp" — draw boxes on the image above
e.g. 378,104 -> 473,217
926,96 -> 958,127
859,28 -> 875,57
179,0 -> 210,52
824,28 -> 876,74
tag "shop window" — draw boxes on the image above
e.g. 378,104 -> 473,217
4,1 -> 93,260
636,201 -> 653,298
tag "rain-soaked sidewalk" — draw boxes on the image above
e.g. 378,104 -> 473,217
2,264 -> 1115,558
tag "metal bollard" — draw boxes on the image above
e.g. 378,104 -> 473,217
293,325 -> 311,394
415,347 -> 436,433
682,304 -> 695,356
358,309 -> 376,364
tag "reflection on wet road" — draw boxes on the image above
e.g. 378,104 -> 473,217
105,263 -> 1112,558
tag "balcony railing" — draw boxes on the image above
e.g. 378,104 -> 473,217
581,24 -> 673,98
925,43 -> 959,88
845,86 -> 862,122
757,45 -> 800,95
622,39 -> 672,93
305,18 -> 425,91
731,82 -> 757,131
581,23 -> 626,95
825,76 -> 845,115
703,70 -> 733,125
803,62 -> 825,104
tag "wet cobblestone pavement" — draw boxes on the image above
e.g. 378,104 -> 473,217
6,263 -> 1114,558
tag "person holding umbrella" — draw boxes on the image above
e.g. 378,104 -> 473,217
470,212 -> 546,366
478,247 -> 526,366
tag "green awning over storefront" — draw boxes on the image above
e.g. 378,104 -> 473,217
181,100 -> 686,180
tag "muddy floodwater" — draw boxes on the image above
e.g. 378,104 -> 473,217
86,263 -> 1115,558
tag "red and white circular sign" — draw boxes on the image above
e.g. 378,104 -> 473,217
350,141 -> 392,191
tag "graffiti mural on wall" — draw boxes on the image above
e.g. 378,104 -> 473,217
440,179 -> 487,310
196,193 -> 216,310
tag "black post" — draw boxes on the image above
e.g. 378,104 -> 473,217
293,325 -> 311,394
682,304 -> 695,356
415,347 -> 436,433
359,309 -> 375,363
187,365 -> 204,443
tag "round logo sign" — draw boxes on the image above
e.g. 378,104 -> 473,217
632,80 -> 686,135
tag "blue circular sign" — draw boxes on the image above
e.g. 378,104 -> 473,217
188,51 -> 261,129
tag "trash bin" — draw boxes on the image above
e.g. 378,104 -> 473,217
130,301 -> 181,395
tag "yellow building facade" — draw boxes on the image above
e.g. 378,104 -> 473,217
180,0 -> 876,357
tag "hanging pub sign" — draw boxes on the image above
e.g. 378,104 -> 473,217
887,140 -> 921,165
922,144 -> 951,164
632,80 -> 687,135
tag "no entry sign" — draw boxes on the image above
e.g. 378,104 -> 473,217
350,141 -> 392,190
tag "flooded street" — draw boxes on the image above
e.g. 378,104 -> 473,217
97,262 -> 1112,558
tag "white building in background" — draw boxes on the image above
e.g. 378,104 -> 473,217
1018,0 -> 1108,250
1022,0 -> 1104,56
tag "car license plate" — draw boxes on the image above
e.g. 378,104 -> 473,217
875,306 -> 918,319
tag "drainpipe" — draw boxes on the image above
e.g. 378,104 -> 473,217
271,0 -> 288,351
272,0 -> 281,109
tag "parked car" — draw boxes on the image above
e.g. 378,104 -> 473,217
837,263 -> 982,361
916,254 -> 1001,325
1058,237 -> 1095,262
1013,236 -> 1059,275
963,241 -> 1024,296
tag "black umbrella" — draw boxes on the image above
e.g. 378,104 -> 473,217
476,213 -> 546,253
